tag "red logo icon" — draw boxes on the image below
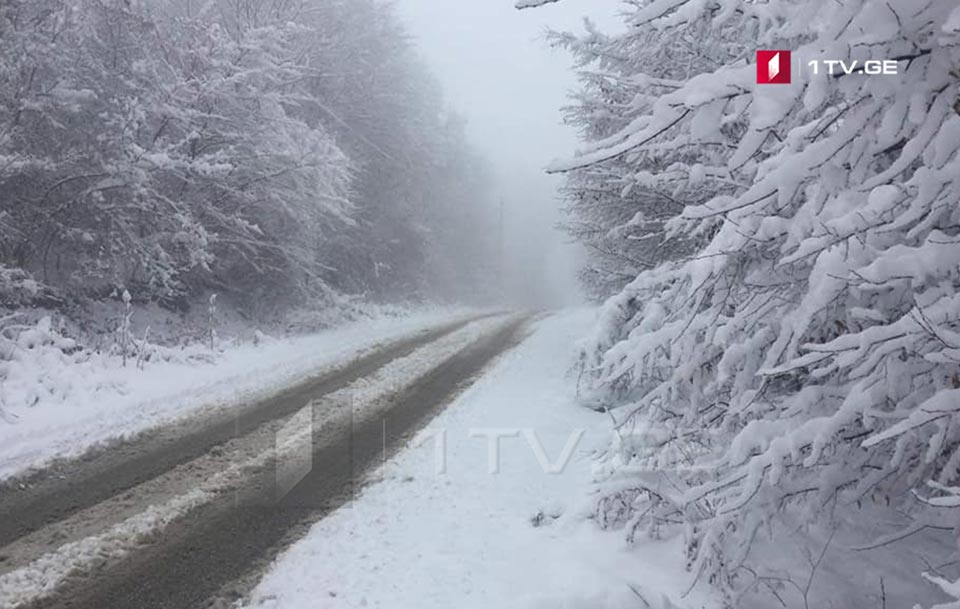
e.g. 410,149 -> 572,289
757,50 -> 791,84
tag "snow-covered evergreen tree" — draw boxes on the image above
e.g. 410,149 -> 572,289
529,0 -> 960,601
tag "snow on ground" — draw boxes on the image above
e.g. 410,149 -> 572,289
242,309 -> 721,609
735,508 -> 956,609
0,306 -> 472,481
0,315 -> 518,608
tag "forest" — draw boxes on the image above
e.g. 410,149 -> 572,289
0,0 -> 497,323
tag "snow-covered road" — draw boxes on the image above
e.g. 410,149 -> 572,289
243,310 -> 716,609
0,313 -> 533,609
0,307 -> 475,481
0,310 -> 726,609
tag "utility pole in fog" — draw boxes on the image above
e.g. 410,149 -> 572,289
498,197 -> 505,297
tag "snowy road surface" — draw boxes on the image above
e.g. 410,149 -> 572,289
0,314 -> 484,550
242,310 -> 716,609
0,307 -> 477,481
0,313 -> 532,608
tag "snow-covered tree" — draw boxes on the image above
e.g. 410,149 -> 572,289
530,0 -> 960,602
0,0 -> 354,309
0,0 -> 498,315
292,0 -> 498,302
150,1 -> 355,309
548,16 -> 739,298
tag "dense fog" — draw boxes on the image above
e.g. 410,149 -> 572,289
3,1 -> 960,608
397,0 -> 621,309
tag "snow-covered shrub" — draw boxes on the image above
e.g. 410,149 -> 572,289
528,0 -> 960,602
0,266 -> 63,309
0,313 -> 224,422
0,316 -> 82,417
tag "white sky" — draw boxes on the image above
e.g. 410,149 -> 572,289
395,0 -> 624,307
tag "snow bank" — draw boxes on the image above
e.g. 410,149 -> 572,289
0,306 -> 472,481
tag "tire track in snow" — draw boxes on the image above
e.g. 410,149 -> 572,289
0,313 -> 531,609
0,314 -> 493,552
